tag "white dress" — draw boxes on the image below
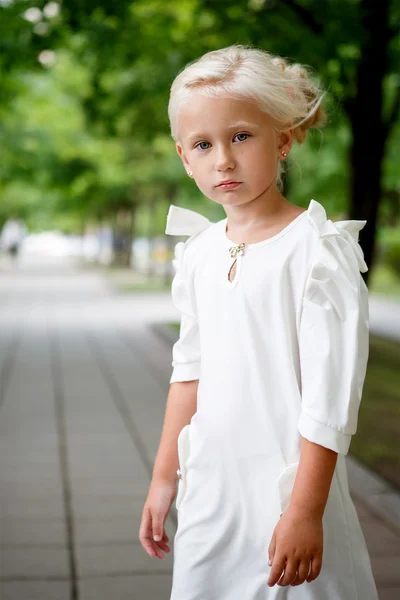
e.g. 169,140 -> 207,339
165,198 -> 379,600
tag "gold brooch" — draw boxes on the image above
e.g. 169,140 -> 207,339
229,242 -> 246,258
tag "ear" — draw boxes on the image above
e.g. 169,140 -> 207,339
278,129 -> 293,154
176,142 -> 191,171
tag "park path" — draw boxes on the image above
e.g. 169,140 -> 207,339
0,257 -> 399,599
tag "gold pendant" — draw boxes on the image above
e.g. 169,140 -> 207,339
229,242 -> 246,258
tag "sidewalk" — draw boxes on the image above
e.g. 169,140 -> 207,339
0,257 -> 399,599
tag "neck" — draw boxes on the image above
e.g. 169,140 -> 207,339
223,182 -> 290,233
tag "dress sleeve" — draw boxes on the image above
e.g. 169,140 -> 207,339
169,240 -> 201,383
297,212 -> 370,455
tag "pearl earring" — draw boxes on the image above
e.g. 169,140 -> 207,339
188,170 -> 193,177
281,151 -> 287,158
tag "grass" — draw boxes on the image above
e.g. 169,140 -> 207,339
351,334 -> 400,491
368,263 -> 400,298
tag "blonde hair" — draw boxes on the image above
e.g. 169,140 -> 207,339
168,44 -> 328,190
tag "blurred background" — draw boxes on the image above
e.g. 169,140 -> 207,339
0,1 -> 399,599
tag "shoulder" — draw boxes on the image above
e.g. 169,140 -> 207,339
304,198 -> 368,273
299,200 -> 369,317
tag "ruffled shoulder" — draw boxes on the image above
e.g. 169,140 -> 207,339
165,204 -> 213,237
303,200 -> 369,321
307,199 -> 368,273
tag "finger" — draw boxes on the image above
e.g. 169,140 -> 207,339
267,554 -> 286,587
153,542 -> 167,559
307,554 -> 323,582
291,558 -> 311,586
138,507 -> 151,540
158,531 -> 171,552
155,539 -> 171,553
148,530 -> 166,559
149,535 -> 166,558
268,531 -> 276,566
139,510 -> 156,558
153,518 -> 170,559
141,537 -> 157,558
152,515 -> 164,542
139,510 -> 167,559
278,557 -> 299,587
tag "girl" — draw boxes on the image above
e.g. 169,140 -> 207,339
139,45 -> 379,599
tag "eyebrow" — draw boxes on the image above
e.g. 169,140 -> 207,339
229,121 -> 259,129
186,121 -> 259,141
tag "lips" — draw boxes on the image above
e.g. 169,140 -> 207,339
217,181 -> 242,190
217,180 -> 240,186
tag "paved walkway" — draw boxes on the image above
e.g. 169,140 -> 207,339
0,257 -> 399,599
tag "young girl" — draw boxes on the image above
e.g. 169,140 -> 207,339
139,45 -> 379,599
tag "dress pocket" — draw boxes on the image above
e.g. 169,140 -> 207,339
176,424 -> 191,511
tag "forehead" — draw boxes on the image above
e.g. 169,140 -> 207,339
177,93 -> 273,138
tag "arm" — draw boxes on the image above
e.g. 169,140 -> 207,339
153,237 -> 201,485
289,436 -> 338,520
267,438 -> 337,588
139,381 -> 197,560
268,210 -> 370,588
151,380 -> 198,485
152,238 -> 200,486
139,237 -> 201,560
153,237 -> 201,482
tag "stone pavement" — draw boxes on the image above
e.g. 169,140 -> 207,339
0,257 -> 399,599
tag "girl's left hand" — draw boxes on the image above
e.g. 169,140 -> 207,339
267,506 -> 323,587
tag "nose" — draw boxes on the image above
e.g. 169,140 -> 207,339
214,144 -> 235,172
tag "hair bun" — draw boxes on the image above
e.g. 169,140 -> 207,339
270,57 -> 327,141
270,57 -> 288,72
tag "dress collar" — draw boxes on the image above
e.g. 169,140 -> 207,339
165,200 -> 368,273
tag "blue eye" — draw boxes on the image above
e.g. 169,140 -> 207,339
234,133 -> 249,142
196,141 -> 211,151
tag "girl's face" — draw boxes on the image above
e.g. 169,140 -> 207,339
175,94 -> 292,207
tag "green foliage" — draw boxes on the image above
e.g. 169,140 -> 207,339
380,227 -> 400,277
352,333 -> 400,490
0,0 -> 399,237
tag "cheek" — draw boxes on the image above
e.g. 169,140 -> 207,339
251,146 -> 277,172
191,166 -> 212,194
240,140 -> 274,163
192,157 -> 212,180
195,178 -> 212,197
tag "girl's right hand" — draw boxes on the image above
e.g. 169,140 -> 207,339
138,479 -> 177,559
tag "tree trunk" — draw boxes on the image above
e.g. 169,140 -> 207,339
147,196 -> 157,280
111,207 -> 133,267
346,0 -> 390,286
130,201 -> 138,271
